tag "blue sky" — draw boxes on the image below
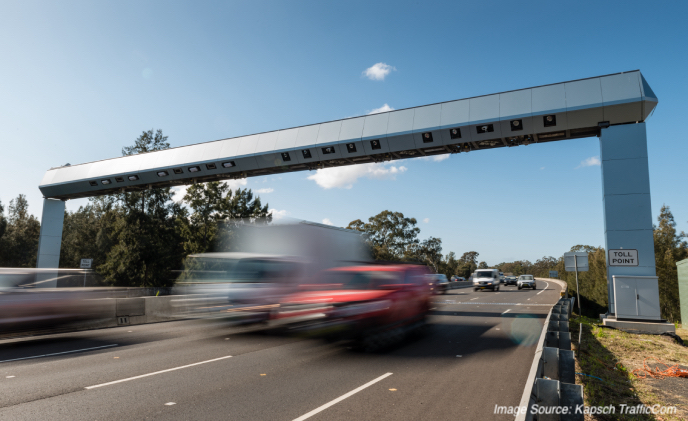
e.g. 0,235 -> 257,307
1,0 -> 687,265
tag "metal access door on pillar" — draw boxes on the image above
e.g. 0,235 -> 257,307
613,276 -> 661,320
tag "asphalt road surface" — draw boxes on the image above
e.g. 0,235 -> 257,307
0,280 -> 562,421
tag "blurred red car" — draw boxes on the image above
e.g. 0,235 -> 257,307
271,264 -> 432,350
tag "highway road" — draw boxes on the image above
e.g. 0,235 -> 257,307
0,279 -> 562,421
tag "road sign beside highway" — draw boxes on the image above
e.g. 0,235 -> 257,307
564,252 -> 588,272
549,270 -> 559,278
80,259 -> 93,269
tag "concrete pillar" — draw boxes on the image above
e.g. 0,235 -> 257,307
599,123 -> 657,314
36,198 -> 65,287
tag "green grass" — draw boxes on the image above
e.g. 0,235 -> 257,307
570,315 -> 688,420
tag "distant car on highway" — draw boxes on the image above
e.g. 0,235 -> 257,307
504,276 -> 518,286
517,275 -> 536,290
430,274 -> 449,294
450,276 -> 466,282
473,269 -> 500,291
499,272 -> 505,284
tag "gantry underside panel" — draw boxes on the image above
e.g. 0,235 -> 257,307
39,70 -> 658,200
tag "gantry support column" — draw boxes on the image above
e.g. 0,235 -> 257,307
600,123 -> 657,315
35,198 -> 65,287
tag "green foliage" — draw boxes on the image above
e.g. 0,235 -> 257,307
653,205 -> 687,322
0,200 -> 6,241
178,182 -> 228,255
60,196 -> 118,269
0,195 -> 40,267
100,206 -> 183,287
406,236 -> 443,272
180,183 -> 272,254
92,129 -> 185,287
347,210 -> 420,261
454,251 -> 479,278
122,129 -> 170,156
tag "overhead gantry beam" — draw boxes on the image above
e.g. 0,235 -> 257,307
38,70 -> 658,200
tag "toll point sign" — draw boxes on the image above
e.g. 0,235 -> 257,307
608,249 -> 639,266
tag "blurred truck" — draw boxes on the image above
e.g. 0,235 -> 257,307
172,221 -> 371,322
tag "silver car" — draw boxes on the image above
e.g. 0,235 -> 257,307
517,275 -> 536,290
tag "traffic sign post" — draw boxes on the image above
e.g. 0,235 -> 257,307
80,259 -> 93,287
564,252 -> 588,348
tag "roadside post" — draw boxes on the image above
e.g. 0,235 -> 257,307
80,259 -> 93,287
564,252 -> 588,347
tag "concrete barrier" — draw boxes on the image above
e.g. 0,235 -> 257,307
447,281 -> 473,290
51,296 -> 183,332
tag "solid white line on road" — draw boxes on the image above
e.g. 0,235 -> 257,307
470,297 -> 479,300
536,281 -> 549,295
448,302 -> 552,306
85,355 -> 233,389
0,344 -> 118,363
502,309 -> 511,314
292,373 -> 393,421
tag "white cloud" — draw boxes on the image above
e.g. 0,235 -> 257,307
269,209 -> 288,220
171,185 -> 189,203
224,179 -> 248,189
322,218 -> 334,226
367,103 -> 394,114
306,162 -> 407,189
255,188 -> 274,194
362,62 -> 396,81
423,218 -> 430,223
540,167 -> 545,170
576,156 -> 601,169
415,154 -> 450,163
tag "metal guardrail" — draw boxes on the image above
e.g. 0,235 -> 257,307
516,279 -> 584,421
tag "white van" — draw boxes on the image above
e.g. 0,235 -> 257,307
473,269 -> 500,291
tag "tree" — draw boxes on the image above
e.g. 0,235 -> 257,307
0,195 -> 41,267
457,251 -> 480,278
122,128 -> 170,156
653,205 -> 687,322
407,236 -> 443,272
181,184 -> 272,254
0,200 -> 6,242
180,181 -> 228,254
478,261 -> 488,269
60,196 -> 118,269
347,211 -> 420,261
439,251 -> 459,279
99,129 -> 185,287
